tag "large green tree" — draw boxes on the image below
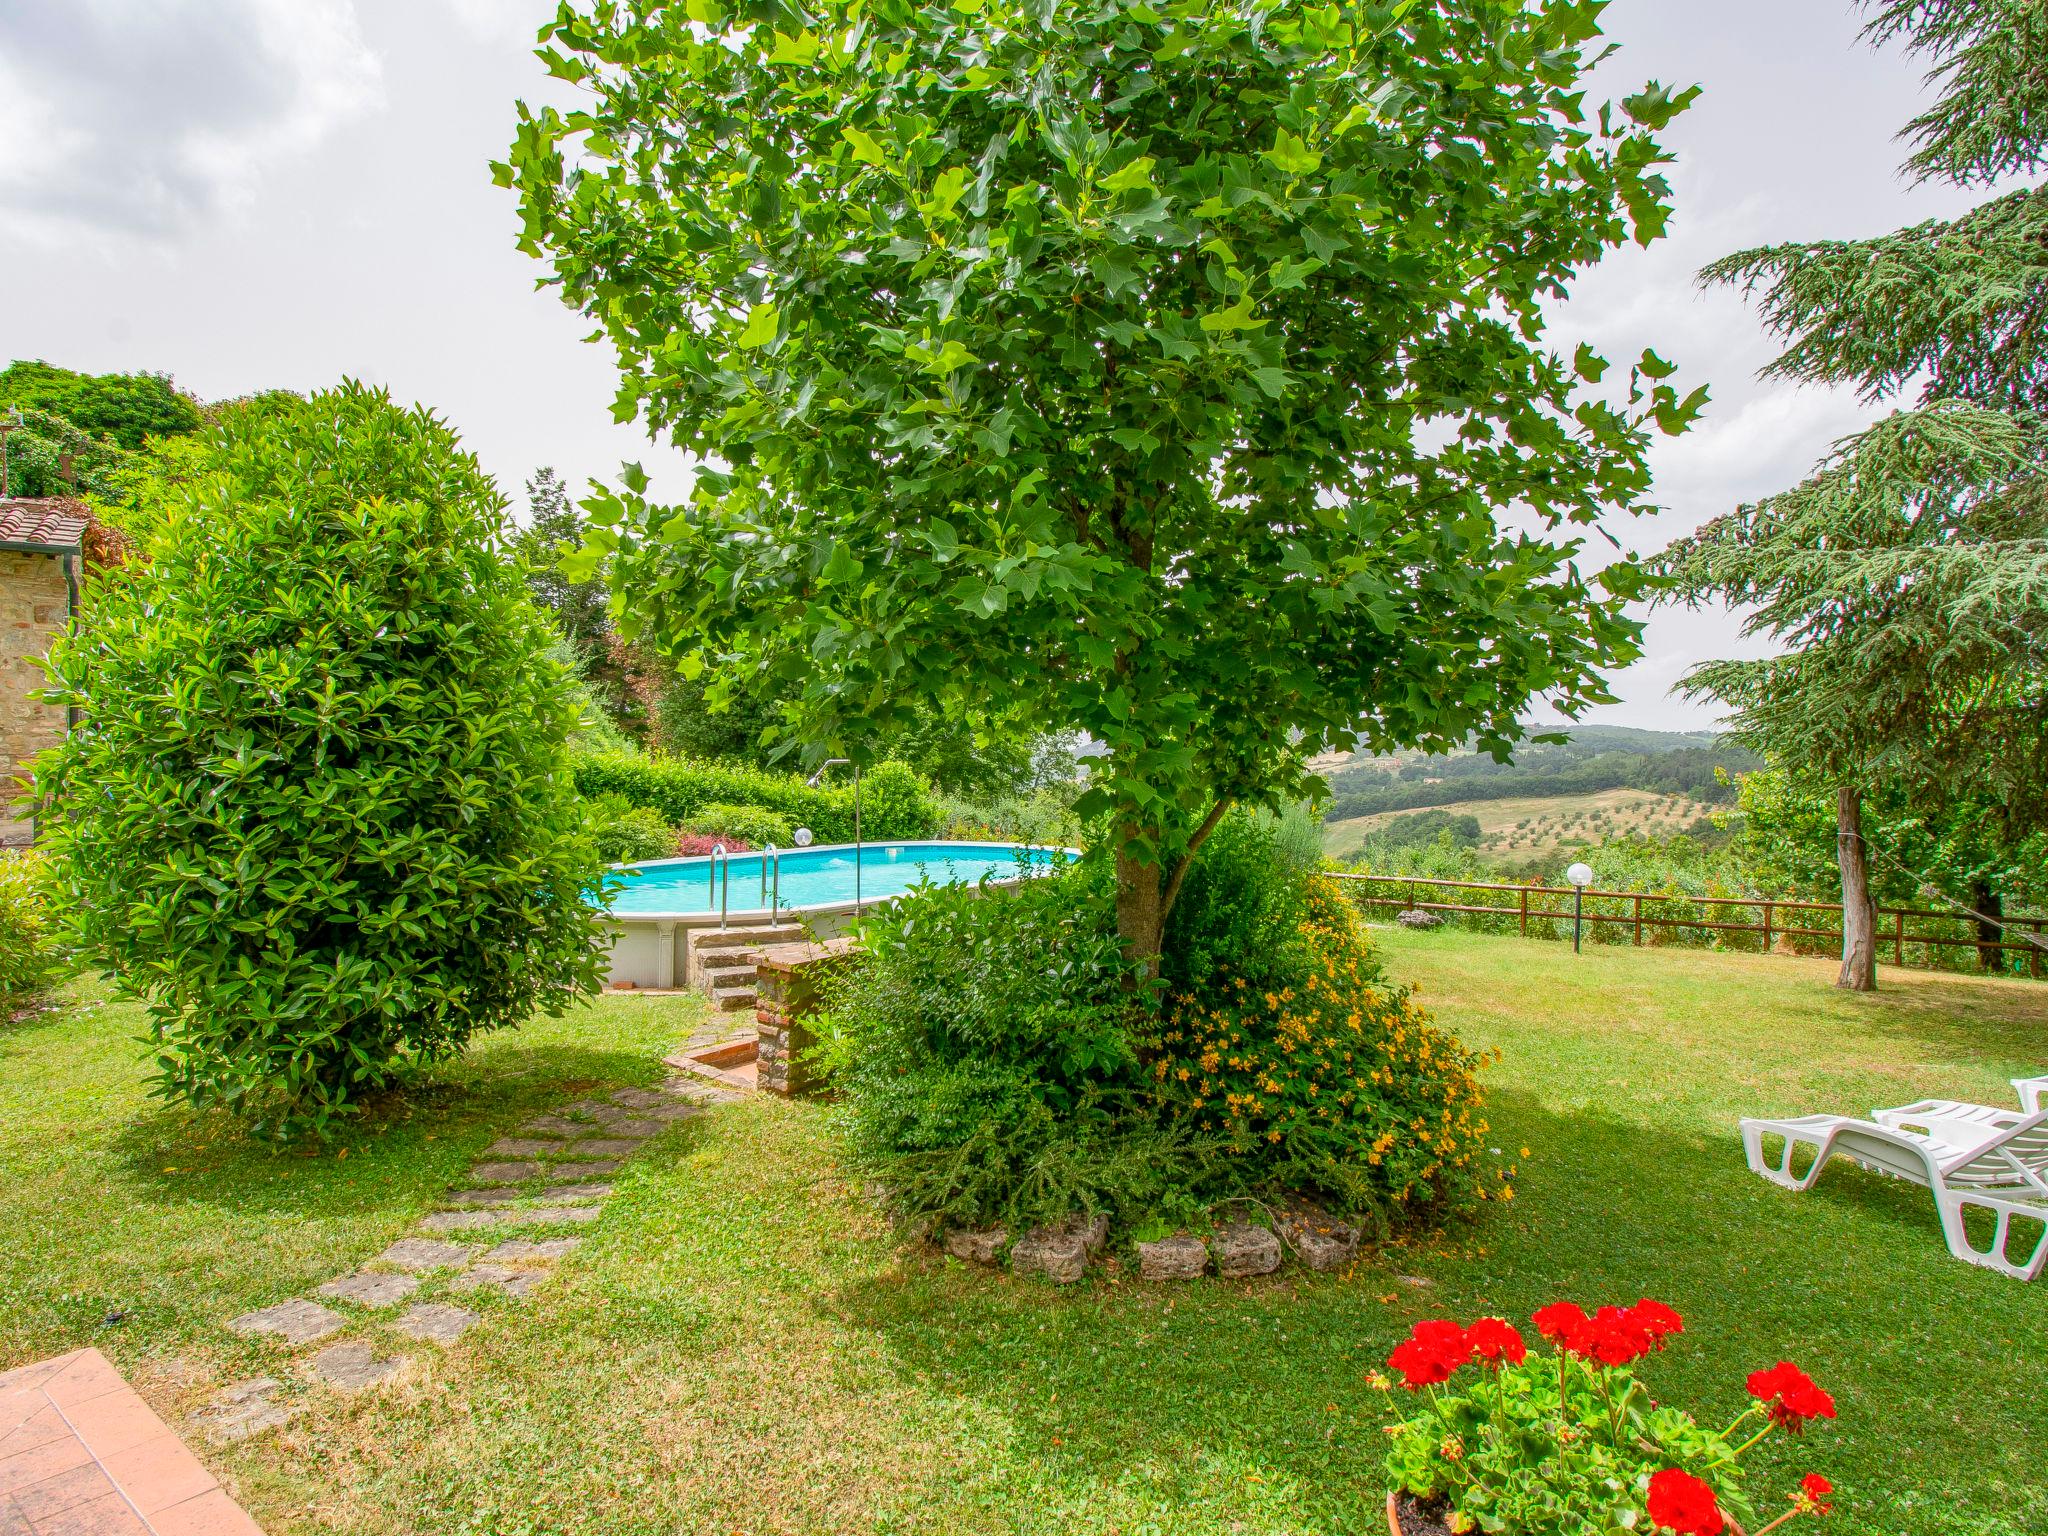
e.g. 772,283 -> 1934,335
500,0 -> 1702,965
1661,0 -> 2047,990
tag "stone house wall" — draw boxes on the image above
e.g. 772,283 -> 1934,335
1,551 -> 71,846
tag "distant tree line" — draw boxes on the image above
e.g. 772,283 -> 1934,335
1322,742 -> 1761,823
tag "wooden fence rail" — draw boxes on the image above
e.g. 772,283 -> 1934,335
1321,872 -> 2047,980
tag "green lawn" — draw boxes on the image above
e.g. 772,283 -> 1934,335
5,934 -> 2045,1535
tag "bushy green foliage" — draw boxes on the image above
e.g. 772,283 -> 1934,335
0,850 -> 59,1005
1151,815 -> 1492,1224
819,810 -> 1490,1236
677,801 -> 794,849
35,383 -> 611,1138
572,751 -> 938,842
1,360 -> 202,451
0,407 -> 129,499
812,864 -> 1169,1233
935,785 -> 1087,849
590,794 -> 675,864
514,468 -> 648,742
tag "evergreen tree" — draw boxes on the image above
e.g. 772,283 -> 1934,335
1661,0 -> 2047,990
513,467 -> 648,741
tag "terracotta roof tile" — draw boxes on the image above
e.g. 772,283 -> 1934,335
0,497 -> 88,550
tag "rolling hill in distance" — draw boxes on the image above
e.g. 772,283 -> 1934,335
1316,723 -> 1761,862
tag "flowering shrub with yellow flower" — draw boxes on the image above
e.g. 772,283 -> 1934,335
815,808 -> 1495,1240
1145,811 -> 1495,1224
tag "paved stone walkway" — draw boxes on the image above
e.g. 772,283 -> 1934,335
210,1070 -> 740,1438
1,1349 -> 265,1534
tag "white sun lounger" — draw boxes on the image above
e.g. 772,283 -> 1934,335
1872,1075 -> 2048,1142
1740,1108 -> 2048,1281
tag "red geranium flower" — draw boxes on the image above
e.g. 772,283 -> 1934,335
1746,1362 -> 1838,1430
1386,1320 -> 1473,1389
1646,1468 -> 1725,1536
1532,1301 -> 1588,1342
1566,1305 -> 1655,1366
1465,1317 -> 1527,1366
1628,1298 -> 1685,1344
1796,1474 -> 1834,1516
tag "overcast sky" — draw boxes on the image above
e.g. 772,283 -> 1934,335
0,0 -> 1977,731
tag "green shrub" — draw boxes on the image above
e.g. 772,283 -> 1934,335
1146,875 -> 1494,1227
591,795 -> 675,864
35,382 -> 611,1139
0,849 -> 59,1004
812,864 -> 1179,1232
676,801 -> 794,849
818,810 -> 1493,1238
571,752 -> 939,842
935,785 -> 1088,848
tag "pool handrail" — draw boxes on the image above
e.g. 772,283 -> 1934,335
710,843 -> 730,930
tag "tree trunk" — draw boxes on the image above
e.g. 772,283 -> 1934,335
1115,846 -> 1166,980
1972,877 -> 2004,973
1836,786 -> 1877,992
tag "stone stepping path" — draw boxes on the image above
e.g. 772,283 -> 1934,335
315,1272 -> 417,1310
210,1076 -> 715,1438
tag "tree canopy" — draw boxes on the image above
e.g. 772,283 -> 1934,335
0,360 -> 203,452
500,0 -> 1702,961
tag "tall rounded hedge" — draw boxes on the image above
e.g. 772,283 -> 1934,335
36,383 -> 610,1137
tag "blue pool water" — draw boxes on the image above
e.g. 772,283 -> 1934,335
607,840 -> 1066,917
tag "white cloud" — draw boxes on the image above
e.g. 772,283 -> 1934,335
0,0 -> 381,246
438,0 -> 548,46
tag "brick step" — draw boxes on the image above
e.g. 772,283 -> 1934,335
710,985 -> 758,1011
687,923 -> 804,954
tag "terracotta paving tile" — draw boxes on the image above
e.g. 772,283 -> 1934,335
0,1389 -> 55,1440
96,1436 -> 215,1517
0,1429 -> 95,1497
34,1489 -> 151,1536
0,1358 -> 71,1398
61,1393 -> 169,1462
40,1356 -> 127,1412
0,1406 -> 76,1464
0,1352 -> 266,1535
148,1489 -> 266,1536
11,1460 -> 116,1522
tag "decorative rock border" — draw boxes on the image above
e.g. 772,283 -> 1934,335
206,1074 -> 733,1440
942,1204 -> 1346,1285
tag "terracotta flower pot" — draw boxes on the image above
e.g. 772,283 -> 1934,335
1386,1492 -> 1745,1536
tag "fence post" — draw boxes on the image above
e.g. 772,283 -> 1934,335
1519,886 -> 1529,938
1893,908 -> 1905,968
1762,900 -> 1773,954
1633,893 -> 1643,947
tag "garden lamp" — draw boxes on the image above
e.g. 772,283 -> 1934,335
1567,862 -> 1594,954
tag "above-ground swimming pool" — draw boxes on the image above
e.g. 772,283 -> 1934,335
598,840 -> 1073,990
609,839 -> 1066,918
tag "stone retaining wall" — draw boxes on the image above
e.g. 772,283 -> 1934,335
1,550 -> 70,847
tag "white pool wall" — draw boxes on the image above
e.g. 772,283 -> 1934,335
598,839 -> 1078,990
